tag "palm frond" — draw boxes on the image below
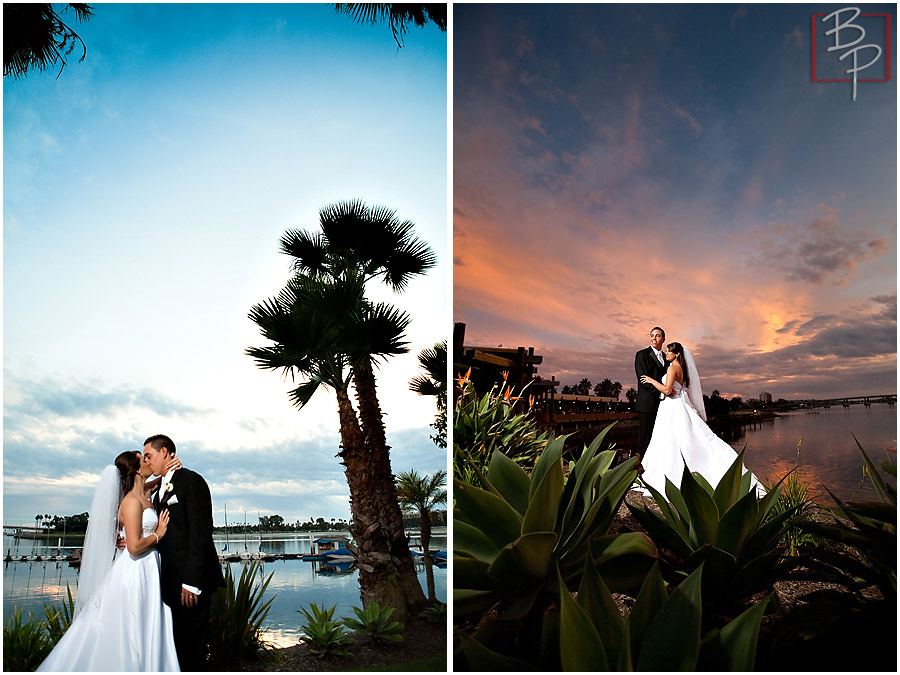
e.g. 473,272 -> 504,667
280,228 -> 329,276
416,341 -> 447,384
315,199 -> 436,291
396,468 -> 447,512
289,379 -> 326,409
4,3 -> 94,79
333,3 -> 446,47
410,374 -> 442,397
344,302 -> 411,368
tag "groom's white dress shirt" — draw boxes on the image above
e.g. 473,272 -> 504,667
652,348 -> 666,399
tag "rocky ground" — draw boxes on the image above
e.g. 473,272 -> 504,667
238,616 -> 446,672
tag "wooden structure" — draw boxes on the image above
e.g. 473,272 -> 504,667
532,391 -> 635,433
454,323 -> 637,446
453,322 -> 558,403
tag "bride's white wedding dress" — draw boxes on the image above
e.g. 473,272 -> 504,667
639,376 -> 765,497
38,508 -> 180,672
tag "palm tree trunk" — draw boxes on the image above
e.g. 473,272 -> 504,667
420,511 -> 436,603
352,367 -> 427,613
334,388 -> 405,614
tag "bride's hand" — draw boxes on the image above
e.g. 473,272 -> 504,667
640,375 -> 652,385
164,457 -> 183,473
155,509 -> 170,541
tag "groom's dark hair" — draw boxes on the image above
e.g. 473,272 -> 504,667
652,326 -> 666,340
144,434 -> 176,456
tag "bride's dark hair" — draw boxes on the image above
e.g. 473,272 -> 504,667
666,342 -> 690,388
114,451 -> 142,495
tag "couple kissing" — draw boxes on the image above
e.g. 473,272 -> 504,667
39,434 -> 224,672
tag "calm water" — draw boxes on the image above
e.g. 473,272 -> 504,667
722,404 -> 896,503
3,530 -> 446,648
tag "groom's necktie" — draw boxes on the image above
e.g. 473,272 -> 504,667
155,478 -> 168,510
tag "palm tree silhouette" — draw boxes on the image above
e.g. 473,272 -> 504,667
4,3 -> 93,79
248,199 -> 435,615
396,469 -> 446,603
409,340 -> 447,448
334,3 -> 447,47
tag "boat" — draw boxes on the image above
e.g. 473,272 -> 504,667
323,546 -> 355,562
221,502 -> 230,553
310,536 -> 350,559
411,549 -> 446,560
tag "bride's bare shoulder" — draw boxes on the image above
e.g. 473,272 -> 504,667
119,492 -> 141,515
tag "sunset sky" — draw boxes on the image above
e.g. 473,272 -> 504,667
4,4 -> 447,526
454,4 -> 896,401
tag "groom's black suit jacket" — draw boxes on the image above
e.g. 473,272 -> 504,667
154,467 -> 224,608
634,346 -> 668,414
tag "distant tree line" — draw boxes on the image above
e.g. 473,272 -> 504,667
561,378 -> 625,399
26,513 -> 90,534
557,380 -> 786,417
213,515 -> 352,534
704,391 -> 790,418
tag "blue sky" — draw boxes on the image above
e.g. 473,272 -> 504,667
4,4 -> 448,526
454,4 -> 896,401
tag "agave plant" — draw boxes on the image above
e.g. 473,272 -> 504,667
627,450 -> 800,612
559,559 -> 770,672
299,602 -> 353,658
454,425 -> 657,664
419,601 -> 446,623
342,600 -> 404,645
208,561 -> 275,666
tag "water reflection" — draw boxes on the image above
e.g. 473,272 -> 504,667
4,532 -> 447,650
723,405 -> 896,502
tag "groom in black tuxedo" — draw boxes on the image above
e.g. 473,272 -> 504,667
634,326 -> 668,459
144,434 -> 224,671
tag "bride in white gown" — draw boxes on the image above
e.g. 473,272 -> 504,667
637,341 -> 765,497
38,451 -> 181,672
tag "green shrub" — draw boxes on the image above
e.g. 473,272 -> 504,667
453,373 -> 548,486
42,582 -> 76,644
759,439 -> 897,671
628,450 -> 800,612
801,438 -> 896,596
208,561 -> 275,667
454,425 -> 657,665
768,469 -> 821,556
298,602 -> 352,658
3,605 -> 54,672
343,600 -> 404,645
419,601 -> 446,623
762,440 -> 821,556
